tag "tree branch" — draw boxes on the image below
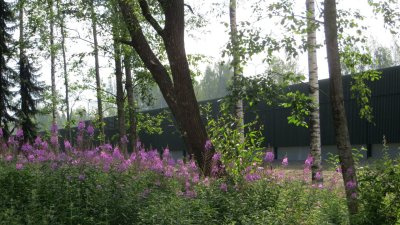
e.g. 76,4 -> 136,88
117,0 -> 175,103
139,0 -> 164,37
62,26 -> 114,55
184,4 -> 194,14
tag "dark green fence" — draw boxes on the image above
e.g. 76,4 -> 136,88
59,66 -> 400,155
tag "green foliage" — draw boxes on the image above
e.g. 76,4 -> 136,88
228,70 -> 311,128
280,91 -> 312,128
368,0 -> 400,34
350,70 -> 381,122
356,148 -> 400,224
202,103 -> 265,181
326,146 -> 367,169
337,7 -> 382,123
0,162 -> 349,224
137,110 -> 169,135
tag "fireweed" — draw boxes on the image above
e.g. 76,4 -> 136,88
0,124 -> 350,224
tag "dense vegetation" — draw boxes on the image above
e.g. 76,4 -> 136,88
0,126 -> 350,225
1,126 -> 399,224
0,0 -> 399,224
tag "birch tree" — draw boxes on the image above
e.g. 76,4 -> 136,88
229,0 -> 244,144
306,0 -> 322,183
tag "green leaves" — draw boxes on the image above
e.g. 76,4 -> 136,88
281,91 -> 312,128
202,102 -> 264,182
368,0 -> 400,34
227,68 -> 310,128
337,7 -> 382,123
350,70 -> 381,122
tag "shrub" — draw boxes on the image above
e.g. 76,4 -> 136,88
356,153 -> 400,225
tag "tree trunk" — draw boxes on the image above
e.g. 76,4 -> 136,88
118,0 -> 213,175
90,0 -> 104,143
306,0 -> 322,184
113,40 -> 127,154
324,0 -> 358,216
229,0 -> 245,144
124,52 -> 137,152
18,1 -> 26,139
57,0 -> 71,141
48,0 -> 57,126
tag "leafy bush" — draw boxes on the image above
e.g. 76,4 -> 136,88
203,102 -> 265,181
356,149 -> 400,225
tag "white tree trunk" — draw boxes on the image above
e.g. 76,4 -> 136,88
306,0 -> 322,183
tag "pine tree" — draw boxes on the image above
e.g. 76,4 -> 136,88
0,0 -> 17,138
18,0 -> 44,141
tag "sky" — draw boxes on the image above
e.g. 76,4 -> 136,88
31,0 -> 397,113
184,0 -> 396,80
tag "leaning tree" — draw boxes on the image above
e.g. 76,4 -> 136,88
117,0 -> 213,174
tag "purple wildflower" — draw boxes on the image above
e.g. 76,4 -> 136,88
64,140 -> 72,150
77,135 -> 83,144
192,174 -> 200,183
15,128 -> 24,139
34,136 -> 42,147
346,180 -> 357,189
21,143 -> 33,153
150,158 -> 163,172
87,125 -> 94,137
202,177 -> 210,186
315,171 -> 322,180
168,158 -> 175,166
117,161 -> 131,172
78,174 -> 86,181
51,162 -> 58,170
164,166 -> 174,177
41,141 -> 49,151
212,152 -> 221,161
211,164 -> 220,177
162,147 -> 170,159
305,155 -> 313,167
50,123 -> 58,134
7,136 -> 17,145
50,135 -> 58,146
78,121 -> 85,132
351,192 -> 357,199
5,155 -> 13,162
204,139 -> 212,151
264,151 -> 274,163
136,140 -> 142,149
129,152 -> 137,162
16,163 -> 24,170
112,147 -> 124,160
188,160 -> 198,171
184,190 -> 197,198
282,156 -> 288,166
0,128 -> 3,138
120,135 -> 128,144
220,183 -> 228,192
28,154 -> 35,162
245,173 -> 261,182
101,143 -> 113,152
